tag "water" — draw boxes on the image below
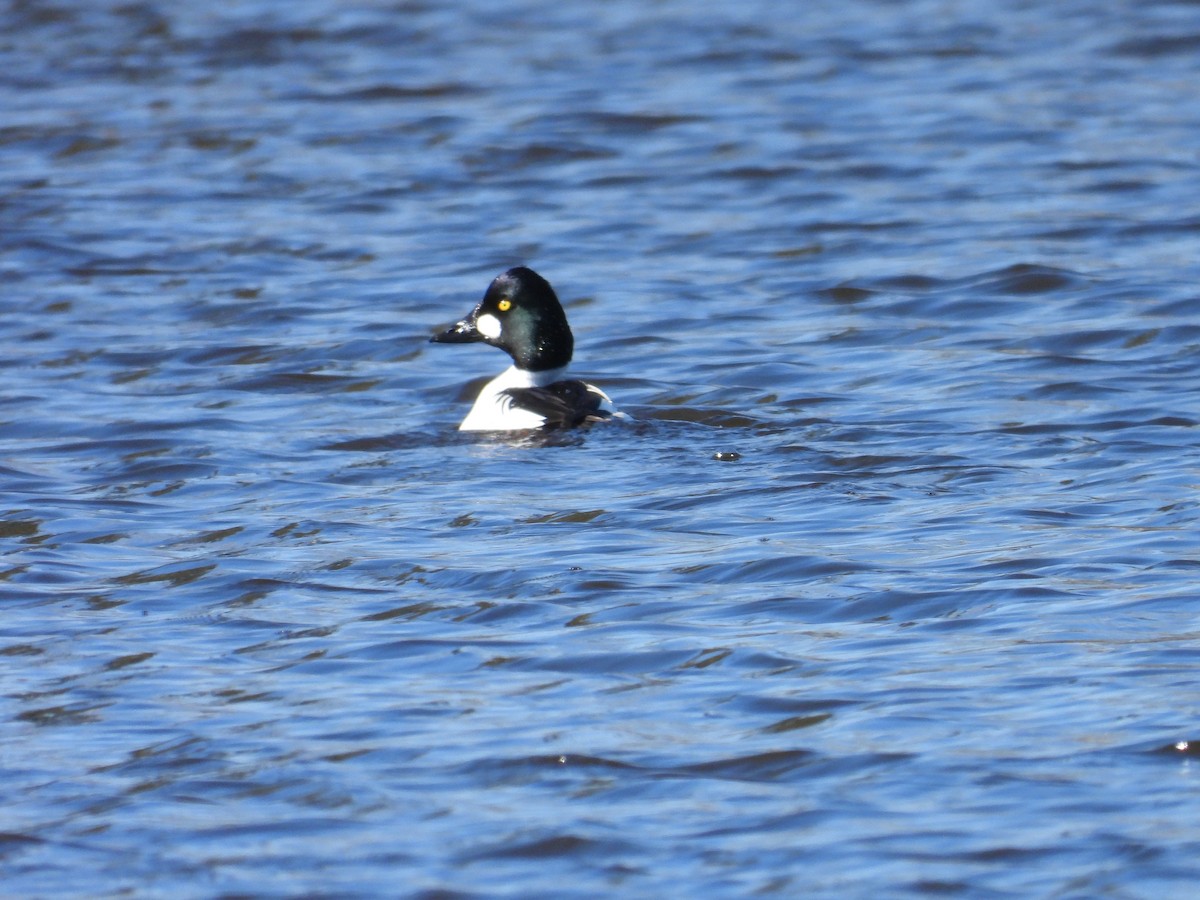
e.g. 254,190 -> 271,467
3,0 -> 1200,895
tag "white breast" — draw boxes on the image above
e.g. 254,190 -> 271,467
458,365 -> 567,432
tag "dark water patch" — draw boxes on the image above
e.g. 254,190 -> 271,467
674,555 -> 870,585
462,143 -> 618,176
737,694 -> 862,718
0,519 -> 41,540
673,749 -> 909,783
840,162 -> 932,181
825,452 -> 966,475
111,563 -> 217,588
1035,223 -> 1112,241
1085,178 -> 1154,194
672,748 -> 819,781
1111,33 -> 1200,58
640,406 -> 759,428
466,832 -> 631,863
53,134 -> 122,160
1149,740 -> 1200,757
521,508 -> 608,525
1146,296 -> 1200,316
468,753 -> 640,787
1120,216 -> 1200,237
191,26 -> 327,67
1016,328 -> 1169,357
802,219 -> 915,235
1026,380 -> 1128,401
302,82 -> 478,103
471,747 -> 903,789
229,372 -> 381,394
183,131 -> 258,154
182,344 -> 278,366
970,263 -> 1091,296
320,431 -> 448,453
533,648 -> 704,677
712,163 -> 811,183
816,283 -> 875,304
16,702 -> 109,727
574,111 -> 707,134
872,273 -> 947,293
832,587 -> 1034,627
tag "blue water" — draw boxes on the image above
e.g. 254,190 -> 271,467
3,0 -> 1200,895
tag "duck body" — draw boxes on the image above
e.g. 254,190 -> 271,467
430,267 -> 620,432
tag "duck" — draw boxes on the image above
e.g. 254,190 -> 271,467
430,267 -> 621,431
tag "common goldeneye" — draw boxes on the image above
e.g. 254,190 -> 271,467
430,267 -> 620,432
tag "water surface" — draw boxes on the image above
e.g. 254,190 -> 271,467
3,0 -> 1200,896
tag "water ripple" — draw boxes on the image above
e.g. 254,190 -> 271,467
3,0 -> 1200,896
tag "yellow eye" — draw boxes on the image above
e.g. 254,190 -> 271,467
497,298 -> 511,312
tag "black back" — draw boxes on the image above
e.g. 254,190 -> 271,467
501,380 -> 612,429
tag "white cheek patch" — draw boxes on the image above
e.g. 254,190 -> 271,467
476,313 -> 502,339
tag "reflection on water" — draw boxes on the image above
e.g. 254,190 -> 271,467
3,0 -> 1200,895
